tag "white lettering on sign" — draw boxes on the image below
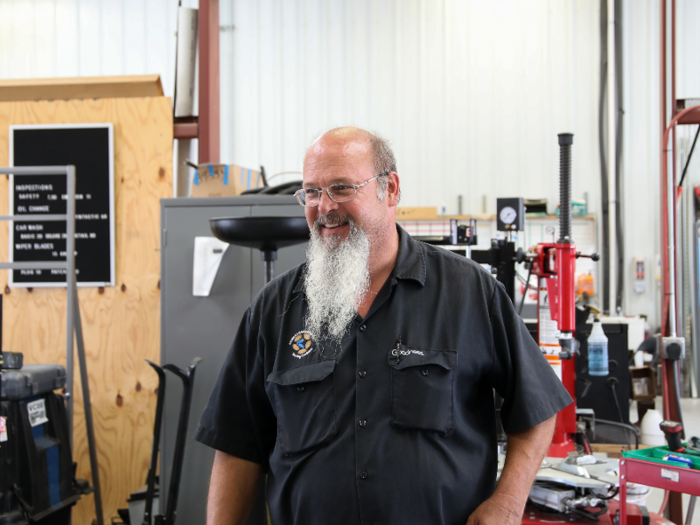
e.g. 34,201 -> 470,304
26,398 -> 49,427
0,416 -> 7,442
32,243 -> 54,250
661,468 -> 679,482
16,184 -> 53,191
28,205 -> 49,212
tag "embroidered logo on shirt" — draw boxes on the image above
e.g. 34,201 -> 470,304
289,331 -> 316,359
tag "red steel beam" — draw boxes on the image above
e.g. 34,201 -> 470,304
198,0 -> 220,163
174,117 -> 199,140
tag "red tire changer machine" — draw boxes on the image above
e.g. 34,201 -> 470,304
520,134 -> 665,524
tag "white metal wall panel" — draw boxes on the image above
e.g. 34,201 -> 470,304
621,0 -> 700,329
622,0 -> 661,329
0,0 -> 180,98
4,0 -> 699,330
226,0 -> 601,220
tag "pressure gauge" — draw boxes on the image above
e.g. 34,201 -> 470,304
496,198 -> 525,231
499,206 -> 517,225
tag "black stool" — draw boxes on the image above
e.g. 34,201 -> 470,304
210,216 -> 310,284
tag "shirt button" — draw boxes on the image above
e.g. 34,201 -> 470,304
421,369 -> 429,376
358,370 -> 367,378
297,385 -> 305,392
360,471 -> 368,480
359,325 -> 367,332
359,419 -> 367,427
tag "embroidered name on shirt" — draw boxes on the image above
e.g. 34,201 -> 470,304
391,348 -> 425,357
289,331 -> 316,359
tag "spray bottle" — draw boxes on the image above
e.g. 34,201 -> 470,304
587,311 -> 609,376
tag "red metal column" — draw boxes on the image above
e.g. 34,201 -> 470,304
198,0 -> 220,164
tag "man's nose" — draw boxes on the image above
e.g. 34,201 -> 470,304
317,190 -> 339,215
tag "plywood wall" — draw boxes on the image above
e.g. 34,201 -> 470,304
0,96 -> 173,524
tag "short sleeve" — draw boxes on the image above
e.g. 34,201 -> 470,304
194,308 -> 276,470
488,282 -> 573,434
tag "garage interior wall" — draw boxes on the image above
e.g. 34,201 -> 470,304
1,0 -> 700,473
1,2 -> 700,337
621,0 -> 700,331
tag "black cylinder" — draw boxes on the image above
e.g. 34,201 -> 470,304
558,133 -> 574,243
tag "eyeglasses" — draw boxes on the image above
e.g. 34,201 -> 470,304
294,172 -> 389,207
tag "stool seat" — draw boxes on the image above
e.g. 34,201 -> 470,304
209,216 -> 310,284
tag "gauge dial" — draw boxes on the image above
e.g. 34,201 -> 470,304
499,206 -> 517,225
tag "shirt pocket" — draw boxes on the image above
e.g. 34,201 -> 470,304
267,360 -> 337,455
388,345 -> 458,436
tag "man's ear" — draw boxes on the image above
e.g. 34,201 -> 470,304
386,172 -> 400,207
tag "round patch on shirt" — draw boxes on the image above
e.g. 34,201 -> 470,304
289,331 -> 316,359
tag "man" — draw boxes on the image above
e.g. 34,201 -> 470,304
195,127 -> 572,525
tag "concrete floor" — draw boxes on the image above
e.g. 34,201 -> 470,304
629,396 -> 700,524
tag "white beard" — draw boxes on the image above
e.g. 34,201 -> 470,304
303,215 -> 371,345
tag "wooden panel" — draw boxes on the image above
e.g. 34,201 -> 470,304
0,75 -> 165,102
0,96 -> 173,525
396,207 -> 438,220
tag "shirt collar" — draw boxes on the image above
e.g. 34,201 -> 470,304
293,223 -> 427,294
392,225 -> 427,286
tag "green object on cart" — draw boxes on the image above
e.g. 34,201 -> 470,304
623,445 -> 700,469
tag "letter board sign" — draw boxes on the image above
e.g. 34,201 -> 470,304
9,124 -> 115,287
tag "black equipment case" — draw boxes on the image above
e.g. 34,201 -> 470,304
1,362 -> 90,525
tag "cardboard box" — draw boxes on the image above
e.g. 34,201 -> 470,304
191,164 -> 265,197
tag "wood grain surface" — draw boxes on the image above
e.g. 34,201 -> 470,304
0,96 -> 172,525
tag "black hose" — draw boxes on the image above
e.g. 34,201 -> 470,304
518,263 -> 533,316
581,416 -> 639,450
591,486 -> 620,501
609,379 -> 625,425
679,125 -> 700,188
673,360 -> 686,440
582,430 -> 593,454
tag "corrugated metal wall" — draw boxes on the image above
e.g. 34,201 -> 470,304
622,0 -> 700,330
2,0 -> 699,329
224,0 -> 601,221
0,0 -> 601,215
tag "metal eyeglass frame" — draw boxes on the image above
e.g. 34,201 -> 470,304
294,172 -> 389,207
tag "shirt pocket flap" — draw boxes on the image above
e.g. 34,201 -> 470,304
267,360 -> 336,386
388,347 -> 458,370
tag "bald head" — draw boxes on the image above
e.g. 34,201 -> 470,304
304,127 -> 397,198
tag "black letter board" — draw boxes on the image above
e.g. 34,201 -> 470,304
10,124 -> 115,287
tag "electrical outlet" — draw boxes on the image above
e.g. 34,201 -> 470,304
661,336 -> 685,360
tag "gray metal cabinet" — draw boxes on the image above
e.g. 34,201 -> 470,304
160,196 -> 307,525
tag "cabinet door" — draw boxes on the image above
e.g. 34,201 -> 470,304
161,203 -> 263,525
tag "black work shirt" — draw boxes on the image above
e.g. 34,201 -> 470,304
195,226 -> 572,525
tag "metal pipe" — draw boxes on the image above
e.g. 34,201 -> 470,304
668,143 -> 678,338
661,0 -> 669,335
607,0 -> 618,314
198,0 -> 220,164
65,165 -> 76,440
660,110 -> 700,339
73,285 -> 104,525
685,495 -> 697,525
672,0 -> 680,341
